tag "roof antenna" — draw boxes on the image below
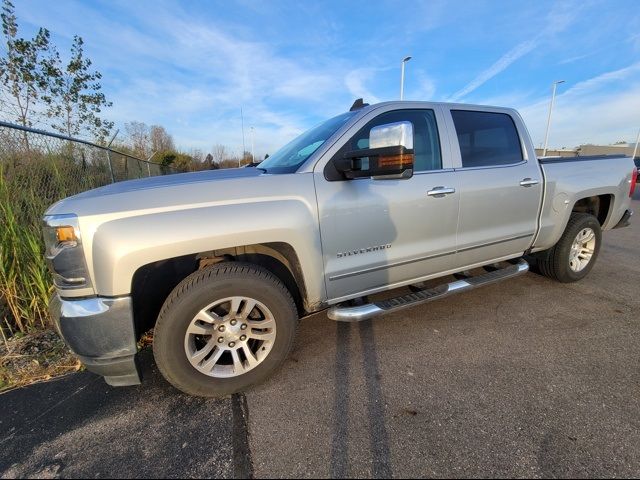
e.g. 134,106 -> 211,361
349,98 -> 369,111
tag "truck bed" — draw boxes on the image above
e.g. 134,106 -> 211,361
538,154 -> 628,164
533,155 -> 635,252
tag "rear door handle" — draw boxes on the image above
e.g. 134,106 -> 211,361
520,178 -> 539,187
427,186 -> 456,197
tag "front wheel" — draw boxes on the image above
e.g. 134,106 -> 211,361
153,263 -> 298,397
535,212 -> 602,283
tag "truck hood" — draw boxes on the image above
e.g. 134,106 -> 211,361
45,167 -> 278,217
67,167 -> 260,199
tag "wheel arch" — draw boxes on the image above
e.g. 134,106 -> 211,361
533,191 -> 614,253
571,194 -> 613,227
130,242 -> 314,340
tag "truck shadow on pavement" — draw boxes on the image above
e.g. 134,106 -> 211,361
0,349 -> 248,479
331,320 -> 392,479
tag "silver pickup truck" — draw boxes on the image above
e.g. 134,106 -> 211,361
44,100 -> 637,397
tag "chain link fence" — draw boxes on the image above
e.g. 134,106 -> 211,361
0,121 -> 177,336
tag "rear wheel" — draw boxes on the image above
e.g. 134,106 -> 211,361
535,213 -> 602,283
153,263 -> 298,397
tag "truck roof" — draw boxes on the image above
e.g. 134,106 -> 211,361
358,100 -> 517,113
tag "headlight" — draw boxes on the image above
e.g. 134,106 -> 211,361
42,214 -> 92,289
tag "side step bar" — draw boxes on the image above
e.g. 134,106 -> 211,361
327,259 -> 529,322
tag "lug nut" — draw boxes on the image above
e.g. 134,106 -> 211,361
240,335 -> 246,341
218,325 -> 225,332
228,341 -> 236,348
217,337 -> 224,343
240,324 -> 247,330
230,319 -> 237,326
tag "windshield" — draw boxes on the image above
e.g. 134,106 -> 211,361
258,111 -> 355,173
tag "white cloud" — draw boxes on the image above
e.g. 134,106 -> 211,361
558,52 -> 596,65
448,38 -> 538,101
16,0 -> 353,154
561,62 -> 640,97
519,63 -> 640,148
411,72 -> 436,101
521,86 -> 640,148
449,1 -> 580,101
344,68 -> 383,104
14,0 -> 639,155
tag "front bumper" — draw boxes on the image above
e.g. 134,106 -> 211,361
50,295 -> 141,386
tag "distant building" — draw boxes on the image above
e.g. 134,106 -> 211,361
576,143 -> 637,158
535,143 -> 639,159
534,148 -> 577,158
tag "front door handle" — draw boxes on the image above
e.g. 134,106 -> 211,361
520,178 -> 539,187
427,186 -> 456,197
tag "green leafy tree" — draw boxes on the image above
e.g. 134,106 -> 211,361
158,149 -> 201,172
205,153 -> 219,169
172,152 -> 196,172
46,35 -> 113,141
0,0 -> 55,130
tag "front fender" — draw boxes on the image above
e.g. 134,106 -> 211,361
90,199 -> 325,306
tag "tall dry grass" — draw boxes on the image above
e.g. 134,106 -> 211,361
0,129 -> 173,338
1,164 -> 53,335
0,144 -> 112,336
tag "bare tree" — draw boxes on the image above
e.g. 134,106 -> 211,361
190,148 -> 204,163
149,124 -> 174,153
219,153 -> 240,169
240,150 -> 252,166
125,121 -> 149,158
211,144 -> 227,165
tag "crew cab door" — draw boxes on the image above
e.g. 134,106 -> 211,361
443,107 -> 543,266
314,107 -> 460,303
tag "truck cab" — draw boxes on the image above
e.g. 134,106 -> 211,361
306,102 -> 543,302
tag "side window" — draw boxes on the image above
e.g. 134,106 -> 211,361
347,109 -> 442,172
451,110 -> 523,168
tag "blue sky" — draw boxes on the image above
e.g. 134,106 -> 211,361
15,0 -> 640,157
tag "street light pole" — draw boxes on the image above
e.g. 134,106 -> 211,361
542,80 -> 565,157
400,56 -> 412,100
250,126 -> 255,163
240,107 -> 246,167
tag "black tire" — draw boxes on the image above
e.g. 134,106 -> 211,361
153,262 -> 298,397
535,213 -> 602,283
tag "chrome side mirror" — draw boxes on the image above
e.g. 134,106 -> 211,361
334,121 -> 415,180
369,121 -> 414,150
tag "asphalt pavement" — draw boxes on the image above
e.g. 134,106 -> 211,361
2,198 -> 638,479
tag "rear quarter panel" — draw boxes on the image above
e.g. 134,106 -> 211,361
533,157 -> 635,251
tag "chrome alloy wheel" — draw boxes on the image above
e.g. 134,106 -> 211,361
569,227 -> 596,272
184,296 -> 276,378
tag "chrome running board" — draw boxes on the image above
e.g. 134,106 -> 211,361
327,259 -> 529,322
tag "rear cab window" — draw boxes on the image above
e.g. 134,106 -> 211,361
451,110 -> 523,168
